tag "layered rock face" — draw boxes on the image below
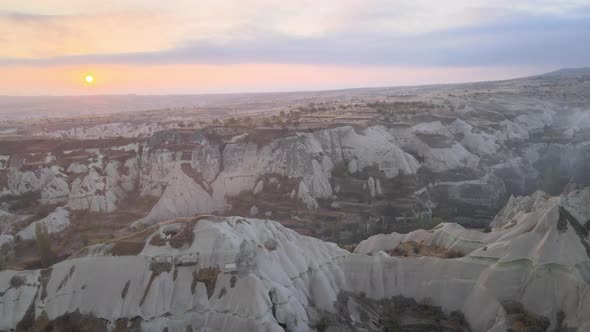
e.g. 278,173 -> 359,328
135,126 -> 421,227
1,187 -> 589,331
0,142 -> 139,213
1,71 -> 590,244
355,187 -> 590,331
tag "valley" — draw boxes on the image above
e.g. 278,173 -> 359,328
0,68 -> 589,331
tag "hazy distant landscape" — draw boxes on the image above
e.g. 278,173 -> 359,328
1,67 -> 590,331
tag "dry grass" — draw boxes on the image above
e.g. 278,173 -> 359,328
388,241 -> 464,259
23,310 -> 108,332
9,275 -> 26,289
148,234 -> 167,246
109,241 -> 145,256
264,239 -> 278,251
39,268 -> 52,301
169,223 -> 195,249
230,275 -> 237,288
193,266 -> 220,298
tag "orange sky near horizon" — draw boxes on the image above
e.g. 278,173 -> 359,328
0,1 -> 587,95
0,64 -> 551,96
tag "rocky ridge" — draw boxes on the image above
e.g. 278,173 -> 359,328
0,186 -> 589,331
1,70 -> 590,247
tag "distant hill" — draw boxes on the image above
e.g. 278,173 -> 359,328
543,67 -> 590,76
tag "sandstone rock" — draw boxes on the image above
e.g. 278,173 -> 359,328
297,181 -> 318,210
2,187 -> 590,331
375,178 -> 383,196
0,155 -> 9,170
347,159 -> 357,174
252,180 -> 264,195
249,205 -> 259,217
367,177 -> 376,198
16,207 -> 70,240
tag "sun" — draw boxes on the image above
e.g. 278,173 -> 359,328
84,75 -> 94,84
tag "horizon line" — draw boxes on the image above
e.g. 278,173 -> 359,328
1,66 -> 573,98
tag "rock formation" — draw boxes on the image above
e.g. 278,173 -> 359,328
0,186 -> 589,331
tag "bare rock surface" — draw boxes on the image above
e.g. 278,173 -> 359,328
1,186 -> 589,331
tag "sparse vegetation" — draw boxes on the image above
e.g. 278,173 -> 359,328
332,162 -> 349,178
314,316 -> 331,332
19,310 -> 108,332
39,267 -> 52,301
388,241 -> 464,259
109,241 -> 145,256
264,239 -> 278,251
318,292 -> 471,331
230,275 -> 237,288
169,223 -> 195,249
195,266 -> 220,299
503,301 -> 550,332
148,234 -> 167,246
9,275 -> 26,289
367,101 -> 438,115
139,262 -> 173,306
35,223 -> 56,268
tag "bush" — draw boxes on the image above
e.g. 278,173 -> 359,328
445,249 -> 464,259
332,163 -> 349,178
194,267 -> 220,298
314,317 -> 331,332
449,310 -> 471,330
169,224 -> 195,249
35,223 -> 56,268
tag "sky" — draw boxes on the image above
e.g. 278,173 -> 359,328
0,0 -> 589,95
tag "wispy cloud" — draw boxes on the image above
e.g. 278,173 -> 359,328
1,11 -> 588,68
0,1 -> 588,60
0,1 -> 588,94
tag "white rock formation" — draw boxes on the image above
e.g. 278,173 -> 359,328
2,149 -> 139,213
252,180 -> 264,195
137,168 -> 222,225
367,177 -> 376,198
355,187 -> 590,330
1,187 -> 589,331
39,122 -> 179,139
136,126 -> 420,225
0,155 -> 9,170
0,216 -> 348,331
249,205 -> 259,217
16,207 -> 70,240
2,97 -> 589,228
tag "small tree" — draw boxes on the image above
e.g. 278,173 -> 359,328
35,223 -> 55,268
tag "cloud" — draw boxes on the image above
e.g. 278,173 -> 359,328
0,10 -> 201,58
1,11 -> 588,68
0,1 -> 588,68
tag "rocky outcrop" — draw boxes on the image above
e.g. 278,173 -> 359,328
16,207 -> 70,240
0,216 -> 348,331
1,147 -> 139,213
135,126 -> 420,226
354,187 -> 590,331
2,70 -> 590,238
40,122 -> 179,139
1,186 -> 590,331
